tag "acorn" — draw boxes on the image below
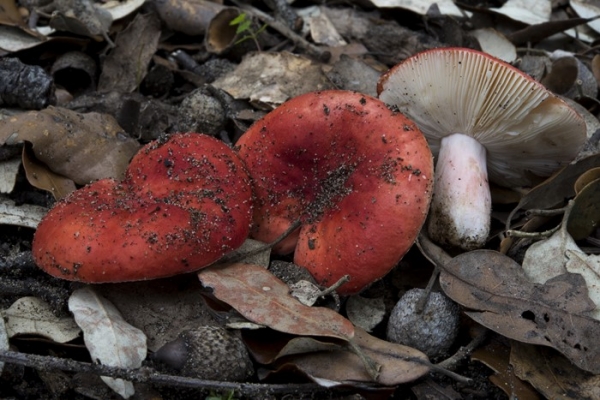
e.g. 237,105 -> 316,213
386,288 -> 460,359
153,325 -> 254,381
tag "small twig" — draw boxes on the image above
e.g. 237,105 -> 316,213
505,224 -> 561,239
316,274 -> 350,298
229,0 -> 330,62
436,329 -> 489,371
346,339 -> 381,381
525,206 -> 568,217
0,350 -> 330,395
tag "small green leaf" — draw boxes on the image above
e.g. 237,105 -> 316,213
236,19 -> 252,34
229,13 -> 247,26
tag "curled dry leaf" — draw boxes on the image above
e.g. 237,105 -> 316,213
439,249 -> 600,374
2,296 -> 80,343
68,286 -> 147,399
567,171 -> 600,239
243,329 -> 343,365
198,263 -> 355,341
0,107 -> 140,185
22,144 -> 76,199
258,326 -> 429,386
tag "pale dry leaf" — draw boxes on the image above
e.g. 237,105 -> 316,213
565,250 -> 600,319
198,263 -> 355,341
358,0 -> 464,17
471,28 -> 516,63
0,313 -> 8,375
345,295 -> 386,332
69,286 -> 147,399
212,52 -> 335,107
522,228 -> 574,284
0,195 -> 47,229
490,0 -> 550,25
0,157 -> 20,193
2,297 -> 80,343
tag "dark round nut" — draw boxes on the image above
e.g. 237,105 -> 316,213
386,288 -> 460,359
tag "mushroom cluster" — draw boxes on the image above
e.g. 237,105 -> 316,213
378,47 -> 586,250
236,90 -> 433,295
33,133 -> 253,282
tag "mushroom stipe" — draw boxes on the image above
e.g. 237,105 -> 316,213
236,90 -> 434,295
33,133 -> 253,282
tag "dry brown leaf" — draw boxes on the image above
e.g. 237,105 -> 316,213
22,144 -> 76,199
567,177 -> 600,239
0,107 -> 140,185
243,329 -> 343,365
511,341 -> 600,400
98,13 -> 161,93
471,339 -> 540,400
507,153 -> 600,226
439,249 -> 600,374
198,263 -> 355,341
264,326 -> 429,386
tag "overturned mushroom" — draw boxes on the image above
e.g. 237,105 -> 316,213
378,47 -> 586,250
33,133 -> 253,282
236,90 -> 433,295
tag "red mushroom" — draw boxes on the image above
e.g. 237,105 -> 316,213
236,90 -> 433,295
378,47 -> 586,250
32,133 -> 253,282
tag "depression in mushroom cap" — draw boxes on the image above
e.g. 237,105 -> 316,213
236,90 -> 434,295
32,133 -> 253,282
378,47 -> 586,250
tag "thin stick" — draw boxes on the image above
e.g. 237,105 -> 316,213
230,0 -> 330,62
216,219 -> 302,265
436,329 -> 488,371
0,350 -> 330,395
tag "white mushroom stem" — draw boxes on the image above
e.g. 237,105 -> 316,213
427,133 -> 491,250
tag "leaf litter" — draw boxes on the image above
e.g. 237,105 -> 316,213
4,0 -> 600,398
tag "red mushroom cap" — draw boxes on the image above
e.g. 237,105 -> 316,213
237,90 -> 433,295
32,133 -> 253,282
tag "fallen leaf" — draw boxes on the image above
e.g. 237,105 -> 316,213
411,378 -> 461,399
22,144 -> 76,199
2,296 -> 80,343
198,263 -> 355,341
0,107 -> 140,185
69,286 -> 147,399
212,52 -> 335,107
521,224 -> 575,284
243,329 -> 343,364
0,314 -> 6,375
439,249 -> 600,374
98,13 -> 161,93
345,295 -> 386,333
471,339 -> 540,400
567,176 -> 600,239
511,341 -> 600,400
263,326 -> 429,386
0,195 -> 47,229
507,153 -> 600,226
523,208 -> 600,320
0,157 -> 20,193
